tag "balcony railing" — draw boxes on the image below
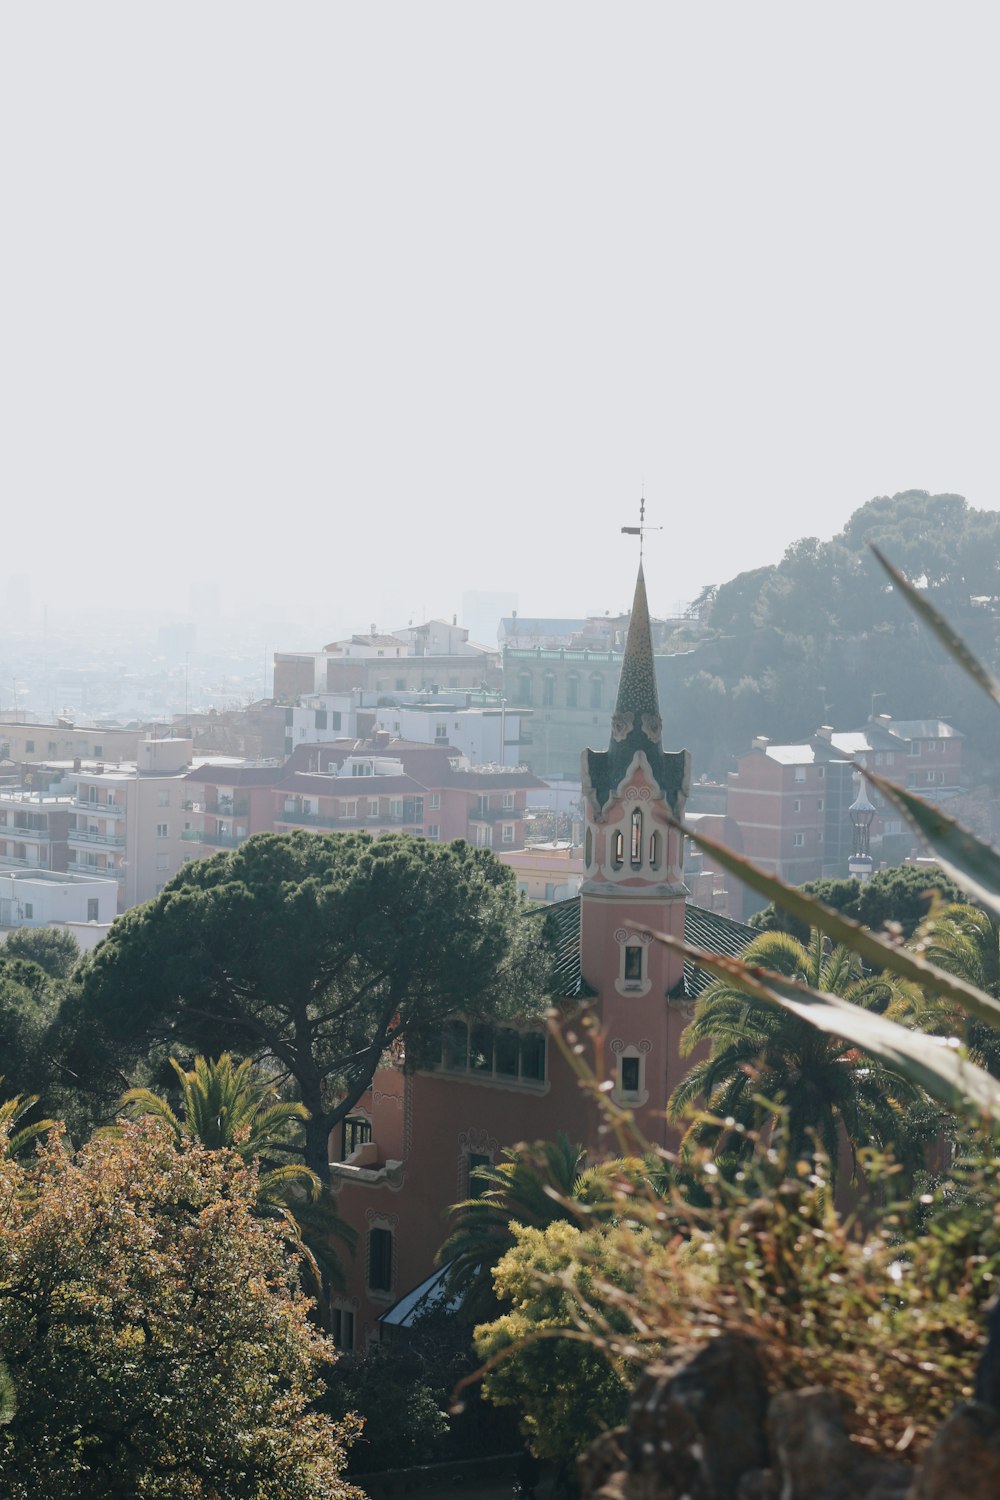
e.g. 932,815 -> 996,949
4,822 -> 49,838
73,798 -> 125,817
275,808 -> 422,830
67,858 -> 116,876
209,800 -> 249,818
468,805 -> 521,821
181,829 -> 246,848
68,828 -> 127,848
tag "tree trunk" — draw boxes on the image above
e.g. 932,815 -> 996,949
303,1101 -> 334,1184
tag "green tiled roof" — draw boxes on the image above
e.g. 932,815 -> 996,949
534,895 -> 753,1001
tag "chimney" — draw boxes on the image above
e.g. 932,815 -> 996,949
815,725 -> 833,742
877,713 -> 892,725
751,736 -> 769,752
452,613 -> 457,626
370,623 -> 377,637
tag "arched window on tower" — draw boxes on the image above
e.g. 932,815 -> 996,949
566,674 -> 579,709
630,808 -> 642,866
648,830 -> 660,870
613,830 -> 624,868
517,671 -> 532,706
542,673 -> 555,707
590,675 -> 603,711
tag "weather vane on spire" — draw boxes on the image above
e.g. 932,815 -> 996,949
620,493 -> 662,559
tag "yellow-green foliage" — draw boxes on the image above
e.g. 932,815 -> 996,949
474,1219 -> 672,1464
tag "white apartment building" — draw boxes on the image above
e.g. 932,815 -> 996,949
0,787 -> 74,871
371,703 -> 529,767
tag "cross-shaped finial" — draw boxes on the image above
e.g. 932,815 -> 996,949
620,494 -> 662,558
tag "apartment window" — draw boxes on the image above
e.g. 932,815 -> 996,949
793,799 -> 801,812
344,800 -> 358,819
926,771 -> 936,783
427,824 -> 440,840
331,1308 -> 355,1351
156,853 -> 170,872
908,741 -> 920,756
156,823 -> 169,838
794,767 -> 806,782
352,762 -> 373,777
621,1056 -> 641,1094
368,1227 -> 393,1293
158,791 -> 170,807
435,724 -> 448,740
314,710 -> 327,730
817,767 -> 824,779
389,798 -> 403,817
542,674 -> 555,707
368,798 -> 379,817
87,899 -> 99,921
429,793 -> 441,810
475,825 -> 493,848
25,741 -> 34,753
23,904 -> 33,919
926,741 -> 936,753
502,823 -> 515,844
885,752 -> 895,765
48,742 -> 57,754
793,833 -> 804,847
817,799 -> 824,811
502,792 -> 514,810
624,945 -> 643,982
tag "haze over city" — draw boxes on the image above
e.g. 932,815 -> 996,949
3,2 -> 999,640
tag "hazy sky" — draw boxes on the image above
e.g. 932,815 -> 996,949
3,4 -> 997,640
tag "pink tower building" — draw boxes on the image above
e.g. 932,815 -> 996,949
328,562 -> 751,1346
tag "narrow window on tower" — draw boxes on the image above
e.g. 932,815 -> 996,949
624,945 -> 643,983
613,831 -> 624,867
649,830 -> 660,869
631,808 -> 642,866
585,827 -> 593,866
621,1056 -> 641,1094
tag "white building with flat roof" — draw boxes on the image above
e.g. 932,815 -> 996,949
0,867 -> 117,932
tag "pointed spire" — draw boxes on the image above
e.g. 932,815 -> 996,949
612,563 -> 661,742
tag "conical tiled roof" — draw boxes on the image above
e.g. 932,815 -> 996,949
614,563 -> 660,722
582,562 -> 688,816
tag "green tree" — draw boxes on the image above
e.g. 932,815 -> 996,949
65,832 -> 545,1180
119,1053 -> 355,1290
2,926 -> 80,980
473,1219 -> 662,1466
0,956 -> 62,1100
667,929 -> 924,1173
437,1135 -> 645,1316
900,904 -> 1000,1074
0,1117 -> 362,1498
751,866 -> 960,944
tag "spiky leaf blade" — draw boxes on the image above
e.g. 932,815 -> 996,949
871,545 -> 1000,711
673,821 -> 1000,1030
863,770 -> 1000,923
660,938 -> 1000,1123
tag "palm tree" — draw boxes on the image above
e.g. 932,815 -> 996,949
119,1054 -> 355,1292
436,1133 -> 647,1316
667,929 -> 925,1176
0,1086 -> 56,1159
903,903 -> 1000,1074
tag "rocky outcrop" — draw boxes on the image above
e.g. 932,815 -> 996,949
908,1402 -> 1000,1500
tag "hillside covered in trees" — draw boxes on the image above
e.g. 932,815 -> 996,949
663,490 -> 1000,779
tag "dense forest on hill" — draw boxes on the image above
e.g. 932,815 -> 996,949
662,490 -> 1000,780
